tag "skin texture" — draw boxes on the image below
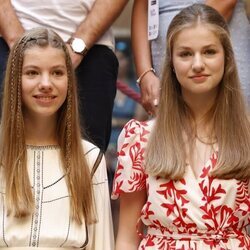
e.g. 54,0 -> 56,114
172,25 -> 225,102
115,190 -> 147,250
131,0 -> 160,116
21,46 -> 68,145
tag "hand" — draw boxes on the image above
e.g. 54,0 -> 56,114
139,72 -> 161,116
66,44 -> 84,69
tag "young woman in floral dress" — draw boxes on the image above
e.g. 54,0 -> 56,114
112,4 -> 250,250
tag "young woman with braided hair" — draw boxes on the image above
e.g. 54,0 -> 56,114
0,27 -> 113,249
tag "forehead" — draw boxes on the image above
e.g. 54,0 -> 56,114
23,45 -> 66,64
23,43 -> 65,54
173,24 -> 222,48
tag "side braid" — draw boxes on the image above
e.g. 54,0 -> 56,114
64,47 -> 73,173
12,39 -> 28,156
4,37 -> 34,217
10,43 -> 20,125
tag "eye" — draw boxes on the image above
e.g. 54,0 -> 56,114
52,70 -> 65,76
179,51 -> 192,57
25,70 -> 38,76
204,49 -> 216,55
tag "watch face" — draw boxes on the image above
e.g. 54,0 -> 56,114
72,38 -> 86,53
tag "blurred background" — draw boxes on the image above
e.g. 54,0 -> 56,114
113,0 -> 250,37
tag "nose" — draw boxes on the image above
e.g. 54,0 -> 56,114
192,54 -> 205,72
39,73 -> 53,91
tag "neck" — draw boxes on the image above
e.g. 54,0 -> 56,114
183,91 -> 217,122
24,116 -> 58,146
183,91 -> 218,142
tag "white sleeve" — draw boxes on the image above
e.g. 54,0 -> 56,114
87,154 -> 114,250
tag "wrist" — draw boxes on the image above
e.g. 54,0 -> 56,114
67,37 -> 88,56
136,67 -> 156,86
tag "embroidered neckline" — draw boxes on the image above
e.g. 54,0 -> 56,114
26,145 -> 60,150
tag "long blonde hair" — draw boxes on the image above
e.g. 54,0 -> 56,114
0,28 -> 95,224
146,4 -> 250,180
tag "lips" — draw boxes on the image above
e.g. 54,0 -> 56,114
189,74 -> 210,83
34,95 -> 56,100
33,95 -> 57,104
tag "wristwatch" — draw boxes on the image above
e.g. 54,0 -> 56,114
67,37 -> 88,56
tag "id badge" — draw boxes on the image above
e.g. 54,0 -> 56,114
148,0 -> 159,40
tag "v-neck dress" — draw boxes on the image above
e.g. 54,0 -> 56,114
112,119 -> 250,249
0,140 -> 114,250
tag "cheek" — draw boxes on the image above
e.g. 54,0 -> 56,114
173,59 -> 189,75
213,58 -> 225,80
173,61 -> 189,84
21,76 -> 36,93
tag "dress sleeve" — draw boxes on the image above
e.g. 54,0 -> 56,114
111,119 -> 149,199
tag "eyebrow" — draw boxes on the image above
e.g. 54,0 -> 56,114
22,65 -> 39,70
176,44 -> 218,50
22,64 -> 67,69
51,65 -> 67,69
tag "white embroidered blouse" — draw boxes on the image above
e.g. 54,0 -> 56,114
0,140 -> 114,250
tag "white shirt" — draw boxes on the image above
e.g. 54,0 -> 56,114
0,140 -> 114,249
11,0 -> 114,50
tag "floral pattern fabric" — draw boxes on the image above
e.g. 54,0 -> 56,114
112,119 -> 250,250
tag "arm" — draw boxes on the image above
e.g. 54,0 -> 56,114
205,0 -> 237,21
68,0 -> 128,68
115,190 -> 147,250
87,154 -> 114,250
131,0 -> 160,116
0,0 -> 24,48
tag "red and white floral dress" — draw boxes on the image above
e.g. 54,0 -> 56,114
112,119 -> 250,250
